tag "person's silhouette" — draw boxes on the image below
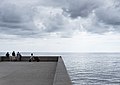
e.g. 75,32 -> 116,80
6,52 -> 10,58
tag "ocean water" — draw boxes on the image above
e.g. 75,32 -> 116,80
63,53 -> 120,85
0,52 -> 120,85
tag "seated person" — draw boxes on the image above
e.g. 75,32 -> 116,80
29,53 -> 34,62
29,53 -> 40,62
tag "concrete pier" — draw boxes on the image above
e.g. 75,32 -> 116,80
53,57 -> 72,85
0,56 -> 72,85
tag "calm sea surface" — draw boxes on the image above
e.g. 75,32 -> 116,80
0,52 -> 120,85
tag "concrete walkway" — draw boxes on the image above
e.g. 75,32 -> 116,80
0,62 -> 57,85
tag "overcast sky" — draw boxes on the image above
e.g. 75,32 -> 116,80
0,0 -> 120,52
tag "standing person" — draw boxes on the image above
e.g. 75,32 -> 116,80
6,52 -> 10,58
17,52 -> 22,61
12,51 -> 16,61
6,52 -> 10,61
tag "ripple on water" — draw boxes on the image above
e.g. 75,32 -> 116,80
63,53 -> 120,85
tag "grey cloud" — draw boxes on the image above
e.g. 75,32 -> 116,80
0,1 -> 39,38
93,1 -> 120,33
95,7 -> 120,25
0,3 -> 33,23
43,14 -> 65,32
62,0 -> 120,34
0,0 -> 72,38
0,0 -> 120,39
85,21 -> 111,34
63,0 -> 102,18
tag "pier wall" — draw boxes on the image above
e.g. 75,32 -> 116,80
0,56 -> 58,62
53,57 -> 72,85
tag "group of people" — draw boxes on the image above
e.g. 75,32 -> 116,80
6,51 -> 22,61
5,52 -> 39,62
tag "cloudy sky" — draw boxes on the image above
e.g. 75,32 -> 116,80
0,0 -> 120,52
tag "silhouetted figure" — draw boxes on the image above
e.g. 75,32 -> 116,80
29,53 -> 34,62
12,51 -> 15,56
17,52 -> 22,61
6,52 -> 10,58
12,51 -> 16,61
29,53 -> 40,62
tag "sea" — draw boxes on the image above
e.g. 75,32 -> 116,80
0,52 -> 120,85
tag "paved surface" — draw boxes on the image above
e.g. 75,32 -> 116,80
0,62 -> 57,85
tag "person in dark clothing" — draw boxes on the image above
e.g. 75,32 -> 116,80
12,51 -> 16,61
12,51 -> 15,56
6,52 -> 10,58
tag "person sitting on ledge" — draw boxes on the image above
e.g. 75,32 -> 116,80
29,53 -> 40,62
29,53 -> 34,62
